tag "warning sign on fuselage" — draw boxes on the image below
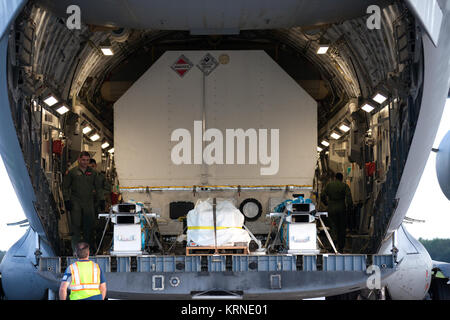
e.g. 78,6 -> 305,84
197,53 -> 219,76
171,55 -> 193,77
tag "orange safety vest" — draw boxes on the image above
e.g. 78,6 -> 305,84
69,260 -> 101,300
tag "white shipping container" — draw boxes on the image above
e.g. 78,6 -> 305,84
114,50 -> 317,188
113,50 -> 318,234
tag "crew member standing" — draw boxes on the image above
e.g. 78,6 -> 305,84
63,151 -> 104,252
321,172 -> 353,253
88,158 -> 110,213
59,242 -> 107,300
88,158 -> 109,248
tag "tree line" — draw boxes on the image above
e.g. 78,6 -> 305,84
419,238 -> 450,263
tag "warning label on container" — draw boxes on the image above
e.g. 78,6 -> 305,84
197,53 -> 219,76
171,55 -> 193,77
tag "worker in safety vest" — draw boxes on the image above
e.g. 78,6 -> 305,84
59,242 -> 107,300
321,172 -> 353,253
63,151 -> 105,252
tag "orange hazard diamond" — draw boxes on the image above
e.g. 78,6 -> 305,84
171,55 -> 193,77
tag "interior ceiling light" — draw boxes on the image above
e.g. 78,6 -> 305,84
101,142 -> 110,149
339,124 -> 351,132
90,133 -> 100,142
372,92 -> 388,104
100,39 -> 114,56
44,95 -> 58,106
317,146 -> 323,152
317,45 -> 330,55
56,105 -> 69,115
317,37 -> 331,55
321,140 -> 330,147
330,132 -> 341,140
82,126 -> 92,134
108,148 -> 115,154
361,103 -> 375,113
101,47 -> 114,56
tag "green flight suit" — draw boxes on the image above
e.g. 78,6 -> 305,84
93,171 -> 107,212
63,166 -> 104,252
95,171 -> 111,206
321,180 -> 353,252
93,170 -> 111,236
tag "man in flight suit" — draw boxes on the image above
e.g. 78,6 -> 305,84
63,151 -> 105,253
88,158 -> 109,213
88,158 -> 110,247
321,172 -> 353,253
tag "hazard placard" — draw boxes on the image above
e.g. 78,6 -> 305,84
171,55 -> 193,77
197,53 -> 219,76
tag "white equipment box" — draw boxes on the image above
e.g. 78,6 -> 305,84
99,203 -> 159,256
113,224 -> 142,254
287,223 -> 318,254
282,202 -> 321,254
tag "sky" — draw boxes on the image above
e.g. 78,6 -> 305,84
404,99 -> 450,239
0,156 -> 27,251
0,100 -> 449,252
